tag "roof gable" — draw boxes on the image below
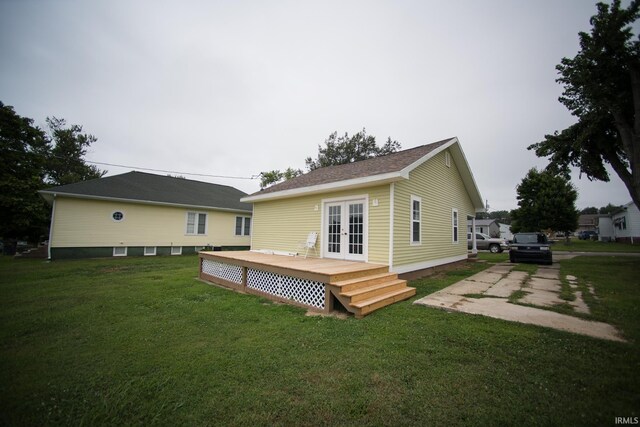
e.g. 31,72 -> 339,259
40,171 -> 252,212
242,137 -> 484,211
474,219 -> 498,226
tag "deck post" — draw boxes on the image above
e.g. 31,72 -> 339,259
324,286 -> 333,314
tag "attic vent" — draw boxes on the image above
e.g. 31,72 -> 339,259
112,211 -> 125,222
445,151 -> 451,168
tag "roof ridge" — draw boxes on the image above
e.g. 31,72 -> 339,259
39,171 -> 252,212
127,170 -> 240,190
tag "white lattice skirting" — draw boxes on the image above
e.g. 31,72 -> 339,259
247,268 -> 326,309
201,259 -> 243,284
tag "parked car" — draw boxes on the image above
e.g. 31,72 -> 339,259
509,232 -> 552,265
16,240 -> 30,252
467,232 -> 509,253
578,230 -> 598,240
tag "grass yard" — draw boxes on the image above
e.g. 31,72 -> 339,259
551,238 -> 640,253
1,254 -> 638,425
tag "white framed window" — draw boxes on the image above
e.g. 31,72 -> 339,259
445,151 -> 451,168
410,195 -> 421,245
186,212 -> 207,235
452,209 -> 459,243
171,246 -> 182,255
144,246 -> 156,256
113,247 -> 127,257
235,216 -> 251,236
111,211 -> 125,222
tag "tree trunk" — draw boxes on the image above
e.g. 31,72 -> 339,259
610,66 -> 640,211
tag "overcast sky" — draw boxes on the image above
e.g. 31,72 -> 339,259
0,0 -> 635,210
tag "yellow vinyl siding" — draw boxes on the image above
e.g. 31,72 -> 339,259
393,149 -> 474,267
251,185 -> 390,263
50,198 -> 251,247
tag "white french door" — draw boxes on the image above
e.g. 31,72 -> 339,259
324,199 -> 367,261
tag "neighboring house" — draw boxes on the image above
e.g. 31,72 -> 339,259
598,201 -> 640,244
577,214 -> 600,235
499,223 -> 513,241
468,219 -> 500,237
241,137 -> 485,276
39,172 -> 253,259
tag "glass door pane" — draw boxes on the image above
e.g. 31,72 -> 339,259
348,202 -> 364,255
327,205 -> 342,254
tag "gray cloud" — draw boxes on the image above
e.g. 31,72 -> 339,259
0,0 -> 632,210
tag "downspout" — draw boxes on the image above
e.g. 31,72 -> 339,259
47,195 -> 56,260
388,183 -> 395,271
249,204 -> 254,251
471,216 -> 477,255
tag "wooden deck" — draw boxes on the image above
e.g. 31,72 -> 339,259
198,251 -> 416,317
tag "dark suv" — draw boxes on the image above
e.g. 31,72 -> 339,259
509,233 -> 553,265
578,230 -> 598,240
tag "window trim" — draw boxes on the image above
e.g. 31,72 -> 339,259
235,216 -> 251,236
185,211 -> 208,236
171,246 -> 182,255
410,195 -> 421,245
144,246 -> 157,256
113,247 -> 127,257
452,208 -> 459,244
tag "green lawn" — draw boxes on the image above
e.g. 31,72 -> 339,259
1,255 -> 638,425
551,237 -> 640,252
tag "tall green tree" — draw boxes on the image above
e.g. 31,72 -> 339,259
580,206 -> 599,214
45,117 -> 105,186
259,167 -> 302,189
599,202 -> 624,214
510,168 -> 579,236
260,129 -> 401,188
529,0 -> 640,209
0,102 -> 106,251
0,102 -> 50,246
305,129 -> 400,171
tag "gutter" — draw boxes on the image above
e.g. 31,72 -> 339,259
47,196 -> 56,260
37,191 -> 252,214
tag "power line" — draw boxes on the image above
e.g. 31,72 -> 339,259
83,159 -> 260,180
3,147 -> 261,180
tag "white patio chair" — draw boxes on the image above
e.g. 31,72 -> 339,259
298,232 -> 318,258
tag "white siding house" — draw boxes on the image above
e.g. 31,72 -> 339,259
598,201 -> 640,244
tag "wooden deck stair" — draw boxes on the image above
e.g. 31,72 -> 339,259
328,271 -> 416,318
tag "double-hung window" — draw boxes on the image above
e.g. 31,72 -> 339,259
452,209 -> 459,243
235,216 -> 251,236
411,196 -> 421,244
186,212 -> 207,235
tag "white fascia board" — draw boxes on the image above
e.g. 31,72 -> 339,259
397,137 -> 458,177
240,172 -> 405,203
397,137 -> 484,211
450,143 -> 484,211
37,191 -> 253,214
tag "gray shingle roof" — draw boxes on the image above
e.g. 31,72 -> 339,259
40,171 -> 252,212
474,219 -> 498,226
250,138 -> 453,197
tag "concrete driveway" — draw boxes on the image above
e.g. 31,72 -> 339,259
413,262 -> 624,342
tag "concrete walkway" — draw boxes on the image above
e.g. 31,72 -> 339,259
413,263 -> 625,342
